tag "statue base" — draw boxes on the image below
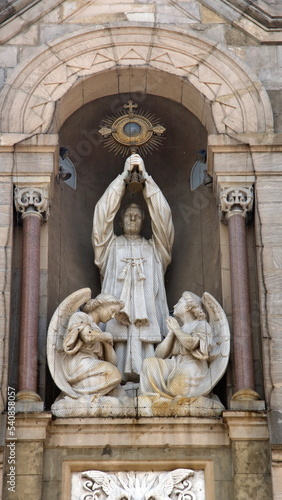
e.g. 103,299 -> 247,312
51,393 -> 224,418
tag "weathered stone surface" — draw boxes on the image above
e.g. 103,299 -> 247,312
46,417 -> 229,448
39,24 -> 81,44
225,25 -> 259,46
268,410 -> 282,445
201,5 -> 225,23
268,90 -> 282,133
260,226 -> 282,247
257,203 -> 282,225
271,450 -> 282,500
261,247 -> 282,272
258,68 -> 282,91
0,182 -> 13,206
15,401 -> 44,413
42,480 -> 61,500
41,6 -> 61,23
8,25 -> 39,45
245,46 -> 278,70
3,474 -> 42,500
230,400 -> 266,411
232,441 -> 271,474
13,442 -> 44,475
214,480 -> 233,500
0,46 -> 17,67
234,473 -> 272,500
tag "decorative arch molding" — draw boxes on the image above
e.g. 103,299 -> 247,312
0,25 -> 273,136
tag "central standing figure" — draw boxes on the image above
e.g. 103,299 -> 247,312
92,154 -> 174,382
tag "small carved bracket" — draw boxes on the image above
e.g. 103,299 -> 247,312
14,186 -> 49,221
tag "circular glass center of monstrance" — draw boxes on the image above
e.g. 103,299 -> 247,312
123,122 -> 142,137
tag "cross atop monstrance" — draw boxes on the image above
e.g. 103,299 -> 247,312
124,100 -> 138,116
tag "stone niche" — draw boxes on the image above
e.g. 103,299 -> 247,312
45,91 -> 223,407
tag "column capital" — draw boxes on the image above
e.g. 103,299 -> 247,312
218,184 -> 254,223
14,185 -> 49,221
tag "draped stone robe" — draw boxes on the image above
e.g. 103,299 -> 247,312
63,312 -> 122,397
92,174 -> 174,381
139,319 -> 214,399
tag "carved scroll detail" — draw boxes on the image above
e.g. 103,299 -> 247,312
219,185 -> 253,222
79,469 -> 199,500
14,186 -> 49,220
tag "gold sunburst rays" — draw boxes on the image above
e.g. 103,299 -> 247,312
99,100 -> 166,156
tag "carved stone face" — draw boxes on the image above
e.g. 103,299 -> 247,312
122,206 -> 143,235
93,304 -> 122,323
173,294 -> 195,319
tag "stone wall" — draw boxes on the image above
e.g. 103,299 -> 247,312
2,413 -> 273,500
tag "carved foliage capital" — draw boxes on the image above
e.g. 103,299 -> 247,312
14,186 -> 49,220
219,185 -> 254,222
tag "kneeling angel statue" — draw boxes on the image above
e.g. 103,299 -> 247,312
47,288 -> 126,415
139,291 -> 230,415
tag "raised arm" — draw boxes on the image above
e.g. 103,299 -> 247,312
143,173 -> 174,272
92,173 -> 126,276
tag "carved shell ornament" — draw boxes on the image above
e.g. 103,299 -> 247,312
99,100 -> 166,157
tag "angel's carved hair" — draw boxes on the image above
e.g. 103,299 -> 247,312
181,291 -> 206,321
82,293 -> 124,314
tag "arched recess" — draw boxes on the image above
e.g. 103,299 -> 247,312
0,24 -> 274,136
5,24 -> 272,404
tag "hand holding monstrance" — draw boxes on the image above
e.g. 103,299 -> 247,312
123,153 -> 147,193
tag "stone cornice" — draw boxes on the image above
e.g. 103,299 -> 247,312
45,417 -> 229,448
12,413 -> 52,441
0,0 -> 38,24
226,0 -> 282,28
202,0 -> 282,41
223,411 -> 269,440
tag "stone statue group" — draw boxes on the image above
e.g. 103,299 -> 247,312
47,155 -> 230,417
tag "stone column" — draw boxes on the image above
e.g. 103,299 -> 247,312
220,184 -> 261,406
14,186 -> 49,408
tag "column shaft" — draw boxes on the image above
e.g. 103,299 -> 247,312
227,212 -> 254,391
18,212 -> 41,393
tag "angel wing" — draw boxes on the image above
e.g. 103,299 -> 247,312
47,287 -> 91,398
147,469 -> 195,500
170,468 -> 194,485
201,291 -> 230,389
82,471 -> 128,500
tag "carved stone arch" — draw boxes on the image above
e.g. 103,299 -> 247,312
0,25 -> 274,136
53,67 -> 216,135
